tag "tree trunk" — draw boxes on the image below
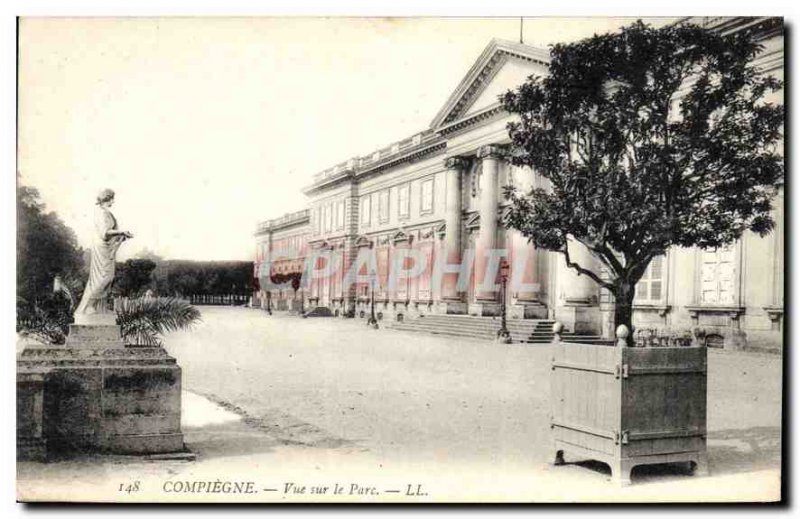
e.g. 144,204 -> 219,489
613,282 -> 635,346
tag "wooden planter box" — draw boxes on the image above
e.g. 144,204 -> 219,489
550,330 -> 708,486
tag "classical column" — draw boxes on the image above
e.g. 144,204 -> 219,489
563,238 -> 597,304
475,144 -> 503,303
442,156 -> 468,302
506,165 -> 544,313
556,237 -> 601,335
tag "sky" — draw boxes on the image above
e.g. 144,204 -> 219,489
17,16 -> 675,261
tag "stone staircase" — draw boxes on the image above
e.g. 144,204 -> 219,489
386,314 -> 610,344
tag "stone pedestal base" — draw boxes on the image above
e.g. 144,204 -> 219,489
17,371 -> 47,461
73,310 -> 117,326
468,301 -> 502,317
437,300 -> 467,315
509,301 -> 549,320
17,325 -> 187,460
65,324 -> 125,349
556,302 -> 601,335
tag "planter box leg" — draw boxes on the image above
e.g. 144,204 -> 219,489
611,459 -> 635,487
692,453 -> 710,477
554,449 -> 565,466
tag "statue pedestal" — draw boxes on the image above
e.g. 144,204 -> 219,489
17,324 -> 188,460
65,324 -> 125,349
73,309 -> 117,326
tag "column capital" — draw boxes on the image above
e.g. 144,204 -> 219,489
444,156 -> 470,171
477,144 -> 506,160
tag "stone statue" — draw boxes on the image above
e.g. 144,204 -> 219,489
73,189 -> 133,324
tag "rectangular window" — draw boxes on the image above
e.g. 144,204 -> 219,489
635,255 -> 665,303
700,245 -> 736,305
361,196 -> 371,225
379,190 -> 389,223
398,184 -> 410,219
420,179 -> 434,215
336,201 -> 345,230
324,204 -> 332,232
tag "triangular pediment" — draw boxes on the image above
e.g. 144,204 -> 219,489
430,39 -> 550,129
391,229 -> 412,244
353,235 -> 373,249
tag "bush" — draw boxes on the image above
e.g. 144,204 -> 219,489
16,293 -> 73,345
17,295 -> 201,348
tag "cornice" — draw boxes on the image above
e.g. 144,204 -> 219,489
677,16 -> 783,42
255,209 -> 311,235
355,141 -> 447,181
303,170 -> 355,195
436,103 -> 508,138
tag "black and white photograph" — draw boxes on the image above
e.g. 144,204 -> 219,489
12,10 -> 786,504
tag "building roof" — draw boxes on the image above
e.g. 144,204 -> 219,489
255,209 -> 310,235
302,38 -> 550,194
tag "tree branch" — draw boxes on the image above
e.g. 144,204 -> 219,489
561,244 -> 616,291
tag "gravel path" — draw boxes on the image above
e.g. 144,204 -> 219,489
17,306 -> 783,503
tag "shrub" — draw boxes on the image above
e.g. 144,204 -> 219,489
115,296 -> 201,347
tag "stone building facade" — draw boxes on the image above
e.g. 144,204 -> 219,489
254,209 -> 310,312
255,17 -> 784,351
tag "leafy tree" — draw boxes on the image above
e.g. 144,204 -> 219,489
113,258 -> 157,297
134,247 -> 164,263
500,21 -> 783,339
17,183 -> 86,304
151,260 -> 254,297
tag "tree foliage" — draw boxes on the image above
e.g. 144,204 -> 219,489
152,260 -> 255,297
500,20 -> 783,333
113,258 -> 158,297
17,184 -> 86,304
115,296 -> 202,347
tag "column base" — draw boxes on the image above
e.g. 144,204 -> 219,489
509,302 -> 549,319
468,301 -> 502,317
437,300 -> 468,315
556,302 -> 601,335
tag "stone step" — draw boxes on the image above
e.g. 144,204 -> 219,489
414,316 -> 554,325
414,313 -> 552,320
390,322 -> 498,335
395,324 -> 560,338
389,327 -> 558,344
388,324 -> 547,342
388,314 -> 608,345
387,325 -> 499,341
397,324 -> 537,335
398,323 -> 565,334
391,321 -> 511,332
410,318 -> 553,329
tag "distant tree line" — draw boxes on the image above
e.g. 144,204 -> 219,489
148,259 -> 255,298
109,257 -> 255,298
